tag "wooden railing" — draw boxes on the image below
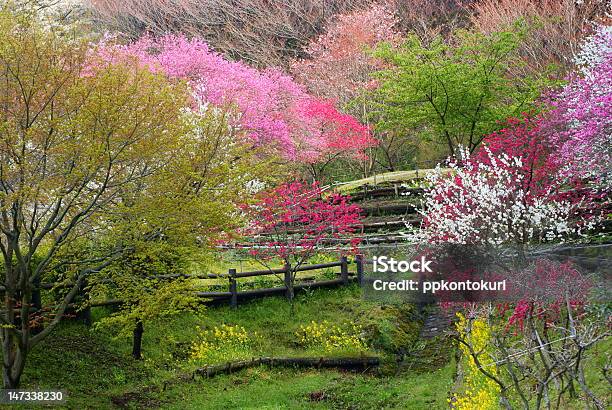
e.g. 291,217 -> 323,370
21,256 -> 366,321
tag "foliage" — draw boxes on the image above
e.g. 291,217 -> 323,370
452,312 -> 500,410
0,6 -> 196,388
291,2 -> 420,174
372,27 -> 549,156
504,259 -> 593,331
474,115 -> 560,196
93,278 -> 200,339
450,256 -> 610,410
295,320 -> 366,353
96,34 -> 375,169
244,181 -> 362,266
291,3 -> 400,105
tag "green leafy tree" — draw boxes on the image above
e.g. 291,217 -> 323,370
0,7 -> 274,387
87,106 -> 276,359
371,27 -> 551,157
0,8 -> 187,387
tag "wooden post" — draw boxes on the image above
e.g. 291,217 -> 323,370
355,255 -> 364,287
340,256 -> 349,285
132,319 -> 144,360
284,263 -> 293,301
229,268 -> 237,308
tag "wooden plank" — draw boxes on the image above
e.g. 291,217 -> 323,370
294,261 -> 342,272
234,267 -> 286,278
234,261 -> 343,278
195,291 -> 233,298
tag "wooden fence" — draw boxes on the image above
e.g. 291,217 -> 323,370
27,256 -> 366,324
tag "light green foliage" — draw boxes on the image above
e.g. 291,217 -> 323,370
0,5 -> 279,386
371,26 -> 553,156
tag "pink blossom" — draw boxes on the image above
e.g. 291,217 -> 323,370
93,35 -> 376,163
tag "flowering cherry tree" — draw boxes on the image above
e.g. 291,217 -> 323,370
544,25 -> 612,189
94,35 -> 376,167
454,257 -> 608,410
412,147 -> 598,246
243,181 -> 362,302
290,3 -> 400,104
290,3 -> 402,173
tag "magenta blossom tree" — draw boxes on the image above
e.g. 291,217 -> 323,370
94,35 -> 376,168
544,25 -> 612,189
243,181 -> 362,303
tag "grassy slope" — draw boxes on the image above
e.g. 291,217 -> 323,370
157,362 -> 455,410
18,285 -> 446,409
17,282 -> 607,409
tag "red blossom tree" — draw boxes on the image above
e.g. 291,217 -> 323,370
474,115 -> 561,197
243,181 -> 362,303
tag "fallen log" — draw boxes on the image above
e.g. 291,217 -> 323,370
194,355 -> 380,378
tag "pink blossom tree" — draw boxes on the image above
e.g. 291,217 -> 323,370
290,3 -> 403,174
94,35 -> 376,173
544,25 -> 612,189
242,181 -> 362,303
290,3 -> 400,104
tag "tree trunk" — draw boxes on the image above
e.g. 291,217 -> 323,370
1,330 -> 27,389
132,320 -> 144,360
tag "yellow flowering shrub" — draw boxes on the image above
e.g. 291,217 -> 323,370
452,313 -> 500,410
295,320 -> 366,353
190,324 -> 254,364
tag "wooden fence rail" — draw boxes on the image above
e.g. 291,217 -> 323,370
57,256 -> 365,313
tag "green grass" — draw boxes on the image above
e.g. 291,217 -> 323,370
17,285 -> 427,409
15,282 -> 609,409
153,361 -> 455,410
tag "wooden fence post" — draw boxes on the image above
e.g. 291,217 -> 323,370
355,255 -> 364,287
284,262 -> 293,301
229,268 -> 237,308
132,319 -> 144,360
340,256 -> 349,285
